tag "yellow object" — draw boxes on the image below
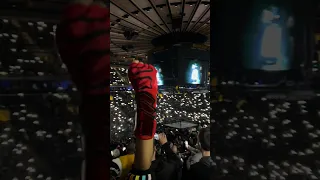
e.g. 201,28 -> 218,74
236,100 -> 247,109
67,105 -> 79,115
0,109 -> 10,122
110,95 -> 113,101
211,77 -> 217,86
159,93 -> 163,98
119,154 -> 135,180
175,86 -> 181,94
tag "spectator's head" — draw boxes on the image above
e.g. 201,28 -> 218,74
127,142 -> 135,154
199,127 -> 210,153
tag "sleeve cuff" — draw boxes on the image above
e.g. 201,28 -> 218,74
127,168 -> 154,180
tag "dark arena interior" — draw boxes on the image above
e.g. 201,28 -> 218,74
1,0 -> 320,180
210,1 -> 320,180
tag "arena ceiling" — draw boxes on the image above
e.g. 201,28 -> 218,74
110,0 -> 211,62
0,0 -> 211,63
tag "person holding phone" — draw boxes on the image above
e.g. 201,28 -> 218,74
185,140 -> 203,170
150,133 -> 183,180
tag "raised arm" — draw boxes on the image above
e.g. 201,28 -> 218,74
127,60 -> 158,179
158,133 -> 182,164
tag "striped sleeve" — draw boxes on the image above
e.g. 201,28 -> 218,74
56,3 -> 110,94
56,3 -> 110,180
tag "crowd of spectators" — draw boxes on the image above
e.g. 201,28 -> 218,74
110,91 -> 210,141
0,93 -> 83,179
109,87 -> 320,180
210,92 -> 320,179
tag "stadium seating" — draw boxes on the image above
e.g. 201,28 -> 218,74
211,95 -> 320,179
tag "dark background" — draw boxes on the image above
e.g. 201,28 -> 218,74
210,0 -> 318,83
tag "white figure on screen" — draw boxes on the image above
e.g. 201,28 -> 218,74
191,64 -> 199,84
156,67 -> 163,85
261,23 -> 282,59
259,6 -> 289,71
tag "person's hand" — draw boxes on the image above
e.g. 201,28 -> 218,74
128,60 -> 158,140
184,141 -> 189,149
158,133 -> 168,145
128,60 -> 158,94
171,145 -> 178,154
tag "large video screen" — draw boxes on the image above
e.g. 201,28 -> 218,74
149,46 -> 209,86
244,5 -> 295,71
185,60 -> 203,84
154,64 -> 164,86
181,59 -> 208,85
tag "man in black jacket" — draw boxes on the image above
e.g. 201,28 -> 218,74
187,127 -> 214,180
151,133 -> 183,180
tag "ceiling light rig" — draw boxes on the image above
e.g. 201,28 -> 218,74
187,2 -> 196,6
156,4 -> 166,10
171,3 -> 181,7
143,7 -> 152,12
133,11 -> 139,15
109,1 -> 210,61
203,2 -> 209,6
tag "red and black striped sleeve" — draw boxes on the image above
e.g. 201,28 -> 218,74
56,3 -> 110,94
56,3 -> 110,180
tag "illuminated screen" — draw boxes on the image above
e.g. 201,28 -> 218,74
154,64 -> 164,86
244,5 -> 295,71
185,60 -> 203,84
